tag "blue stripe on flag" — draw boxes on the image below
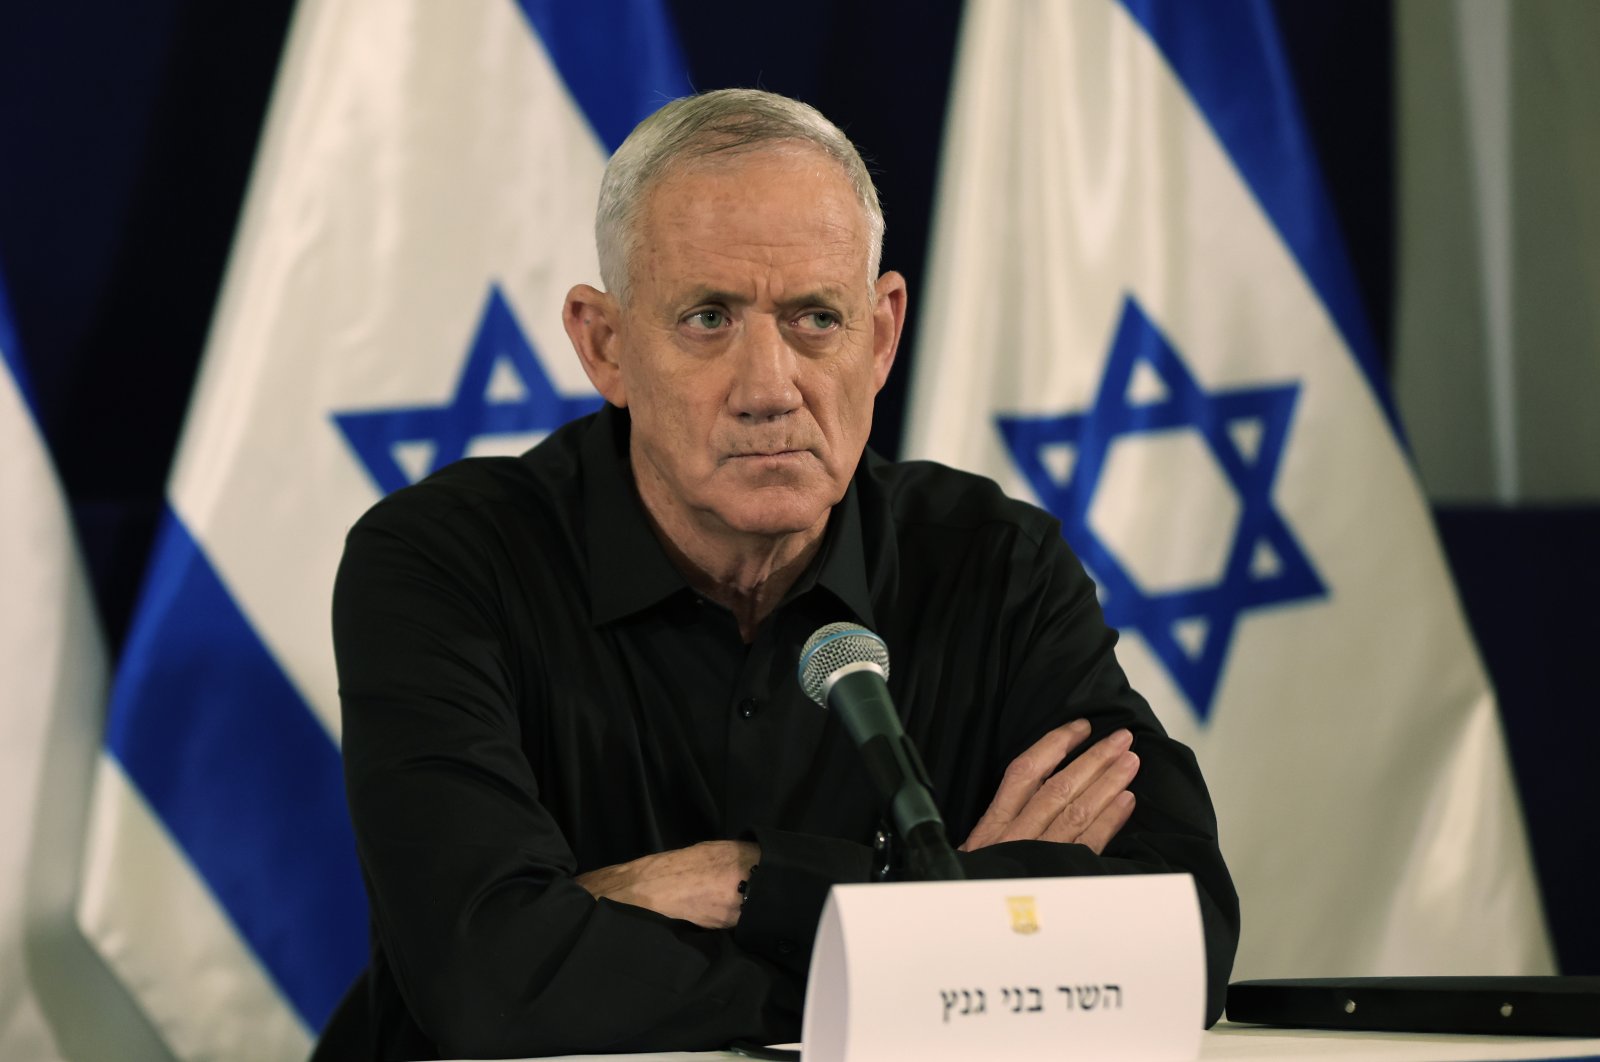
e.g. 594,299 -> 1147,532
513,0 -> 692,154
1119,0 -> 1402,440
0,268 -> 40,421
106,507 -> 366,1032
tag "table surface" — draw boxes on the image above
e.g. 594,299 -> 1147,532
446,1021 -> 1600,1061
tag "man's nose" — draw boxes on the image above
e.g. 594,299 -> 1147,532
728,314 -> 801,420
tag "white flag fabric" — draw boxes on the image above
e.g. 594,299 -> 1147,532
905,0 -> 1552,979
76,2 -> 688,1058
1,278 -> 108,1060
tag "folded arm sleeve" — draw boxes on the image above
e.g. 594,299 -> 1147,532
733,526 -> 1240,1025
959,526 -> 1240,1024
334,511 -> 799,1058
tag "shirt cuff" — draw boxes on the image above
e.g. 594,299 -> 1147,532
734,827 -> 873,976
954,839 -> 1101,879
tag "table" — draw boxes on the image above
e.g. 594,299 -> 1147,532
449,1022 -> 1600,1061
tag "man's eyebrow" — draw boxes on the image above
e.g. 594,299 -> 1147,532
782,288 -> 850,308
673,286 -> 852,309
676,286 -> 747,307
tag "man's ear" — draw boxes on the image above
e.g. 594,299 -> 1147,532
870,271 -> 908,393
563,284 -> 627,407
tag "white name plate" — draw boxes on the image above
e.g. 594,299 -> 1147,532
800,873 -> 1205,1061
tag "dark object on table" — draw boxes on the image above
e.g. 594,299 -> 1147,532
1226,976 -> 1600,1037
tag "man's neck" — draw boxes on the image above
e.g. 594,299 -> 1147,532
667,526 -> 824,643
632,478 -> 828,644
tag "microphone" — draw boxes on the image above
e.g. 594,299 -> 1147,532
799,622 -> 964,881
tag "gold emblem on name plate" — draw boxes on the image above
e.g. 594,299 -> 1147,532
1006,895 -> 1040,935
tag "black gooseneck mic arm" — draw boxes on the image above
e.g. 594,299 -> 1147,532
799,624 -> 965,882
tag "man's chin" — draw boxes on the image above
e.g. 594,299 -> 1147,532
710,490 -> 834,540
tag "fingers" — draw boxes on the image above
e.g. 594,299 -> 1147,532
573,841 -> 758,929
1006,728 -> 1134,842
965,726 -> 1141,851
1073,789 -> 1137,855
660,841 -> 757,929
960,719 -> 1093,850
681,841 -> 756,929
1041,748 -> 1138,846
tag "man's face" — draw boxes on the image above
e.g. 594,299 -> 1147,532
608,146 -> 901,542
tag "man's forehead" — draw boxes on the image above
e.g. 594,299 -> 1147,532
642,242 -> 869,307
644,146 -> 865,238
636,147 -> 873,299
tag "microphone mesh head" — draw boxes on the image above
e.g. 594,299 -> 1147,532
798,622 -> 890,706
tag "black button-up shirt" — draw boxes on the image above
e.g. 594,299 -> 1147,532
334,404 -> 1238,1060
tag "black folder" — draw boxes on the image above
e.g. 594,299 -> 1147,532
1226,976 -> 1600,1037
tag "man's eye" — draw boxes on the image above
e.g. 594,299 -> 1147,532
685,309 -> 729,330
797,311 -> 839,331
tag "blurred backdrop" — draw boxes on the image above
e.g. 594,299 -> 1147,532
1,1 -> 1595,1059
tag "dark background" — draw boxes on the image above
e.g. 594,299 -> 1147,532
0,1 -> 1592,974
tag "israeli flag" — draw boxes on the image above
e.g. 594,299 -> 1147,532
905,0 -> 1553,978
1,275 -> 109,1060
75,2 -> 689,1057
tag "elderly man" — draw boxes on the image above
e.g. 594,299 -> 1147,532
333,89 -> 1238,1060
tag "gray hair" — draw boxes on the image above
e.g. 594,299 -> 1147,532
595,88 -> 886,303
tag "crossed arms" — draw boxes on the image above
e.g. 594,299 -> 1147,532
576,719 -> 1141,928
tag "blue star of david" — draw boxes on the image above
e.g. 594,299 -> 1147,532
333,285 -> 602,495
997,296 -> 1325,722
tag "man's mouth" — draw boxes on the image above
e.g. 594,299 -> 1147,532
725,447 -> 812,464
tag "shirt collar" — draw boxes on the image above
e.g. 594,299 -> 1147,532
583,405 -> 688,625
581,404 -> 877,631
798,474 -> 876,630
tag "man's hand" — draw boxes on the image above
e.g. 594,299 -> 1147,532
575,839 -> 759,929
960,720 -> 1138,854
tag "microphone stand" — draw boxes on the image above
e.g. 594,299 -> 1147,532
797,623 -> 966,881
873,815 -> 966,883
900,820 -> 965,882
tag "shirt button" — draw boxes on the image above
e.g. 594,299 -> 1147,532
778,939 -> 795,955
738,697 -> 759,719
